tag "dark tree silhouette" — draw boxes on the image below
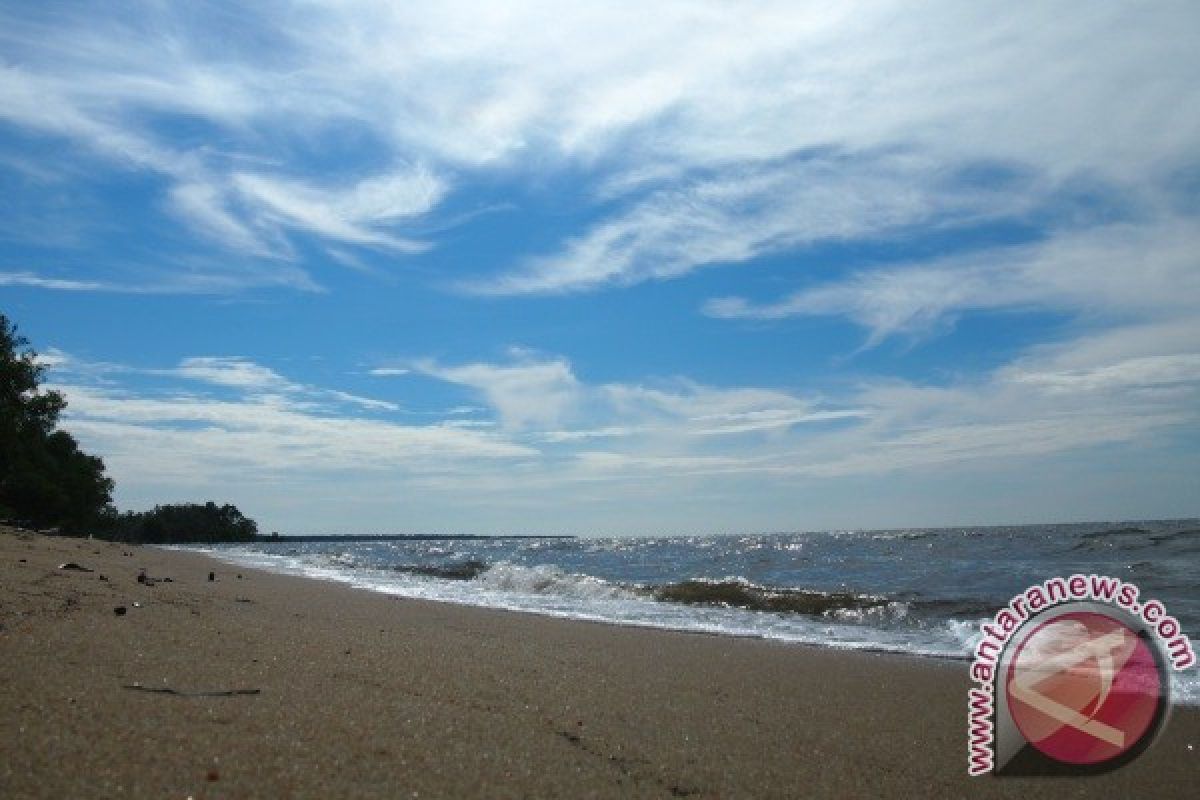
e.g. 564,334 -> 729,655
1,312 -> 258,542
0,313 -> 114,530
106,502 -> 258,544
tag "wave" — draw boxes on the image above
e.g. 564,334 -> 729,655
870,530 -> 935,542
396,561 -> 907,620
391,559 -> 489,581
651,579 -> 888,617
903,598 -> 1001,618
1080,526 -> 1151,539
1071,525 -> 1200,553
1071,529 -> 1153,552
385,559 -> 982,624
1149,529 -> 1200,551
193,534 -> 1200,706
473,562 -> 640,601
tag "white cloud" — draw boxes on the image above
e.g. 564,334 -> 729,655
268,1 -> 1197,175
412,351 -> 872,443
58,387 -> 532,486
692,409 -> 869,436
46,354 -> 534,491
472,153 -> 1014,294
408,341 -> 1199,488
7,3 -> 1200,530
231,168 -> 441,252
167,182 -> 273,257
175,356 -> 298,392
324,390 -> 400,412
781,314 -> 1200,479
997,317 -> 1200,396
48,352 -> 403,413
0,271 -> 111,291
706,220 -> 1200,345
0,11 -> 449,266
0,267 -> 322,295
32,347 -> 70,369
0,64 -> 190,176
1,2 -> 1196,292
411,351 -> 876,479
167,356 -> 402,412
1006,354 -> 1200,394
414,353 -> 581,431
39,335 -> 1200,530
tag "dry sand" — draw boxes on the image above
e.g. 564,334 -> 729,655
1,526 -> 1196,798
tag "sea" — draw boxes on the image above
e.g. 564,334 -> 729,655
193,519 -> 1200,705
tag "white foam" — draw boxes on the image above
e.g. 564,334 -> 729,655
473,561 -> 640,601
945,618 -> 987,655
1172,673 -> 1200,706
193,545 -> 1200,706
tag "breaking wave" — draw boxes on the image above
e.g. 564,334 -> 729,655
197,520 -> 1200,705
472,562 -> 639,601
651,579 -> 889,617
391,559 -> 489,581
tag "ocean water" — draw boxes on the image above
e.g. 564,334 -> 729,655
195,520 -> 1200,705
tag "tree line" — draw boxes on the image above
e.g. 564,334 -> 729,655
0,312 -> 258,543
104,502 -> 258,544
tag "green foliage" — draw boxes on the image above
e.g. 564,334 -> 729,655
104,502 -> 258,544
0,313 -> 113,531
0,312 -> 258,542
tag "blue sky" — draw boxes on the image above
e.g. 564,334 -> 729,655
2,2 -> 1198,534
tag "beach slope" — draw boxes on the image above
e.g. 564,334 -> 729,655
2,528 -> 1196,798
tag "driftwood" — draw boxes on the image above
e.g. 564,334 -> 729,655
121,683 -> 261,697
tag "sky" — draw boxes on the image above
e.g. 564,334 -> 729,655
2,1 -> 1198,535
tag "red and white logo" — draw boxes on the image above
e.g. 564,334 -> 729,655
966,578 -> 1194,776
1005,610 -> 1163,766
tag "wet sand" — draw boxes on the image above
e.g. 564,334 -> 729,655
1,526 -> 1196,798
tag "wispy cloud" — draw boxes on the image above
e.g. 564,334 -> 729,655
0,267 -> 322,295
267,2 -> 1197,176
174,357 -> 299,392
46,355 -> 531,491
0,7 -> 449,277
169,356 -> 401,412
6,2 -> 1200,530
1,3 -> 1195,293
39,332 -> 1200,530
1005,354 -> 1200,394
231,167 -> 442,252
470,153 -> 993,294
413,351 -> 582,431
57,386 -> 532,486
0,271 -> 112,291
73,343 -> 1197,493
705,220 -> 1200,345
166,182 -> 275,257
411,339 -> 1200,488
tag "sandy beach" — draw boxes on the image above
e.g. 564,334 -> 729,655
1,527 -> 1196,799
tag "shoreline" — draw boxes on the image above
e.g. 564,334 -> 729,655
199,543 -> 981,667
196,541 -> 1200,698
3,527 -> 1197,798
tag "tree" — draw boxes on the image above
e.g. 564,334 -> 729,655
1,314 -> 65,444
1,312 -> 258,542
106,502 -> 258,543
0,313 -> 114,530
